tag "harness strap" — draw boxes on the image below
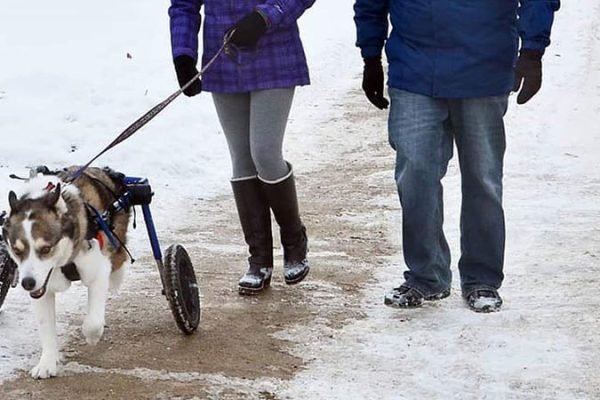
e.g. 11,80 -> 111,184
86,204 -> 120,250
96,231 -> 105,250
60,217 -> 106,282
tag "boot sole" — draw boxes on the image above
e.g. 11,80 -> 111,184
284,266 -> 310,285
238,277 -> 271,296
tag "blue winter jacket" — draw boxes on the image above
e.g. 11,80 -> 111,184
354,0 -> 560,98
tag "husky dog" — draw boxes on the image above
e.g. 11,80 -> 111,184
1,167 -> 131,379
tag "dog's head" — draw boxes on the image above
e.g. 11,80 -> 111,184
2,180 -> 75,299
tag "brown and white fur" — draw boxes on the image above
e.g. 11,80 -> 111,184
1,167 -> 130,379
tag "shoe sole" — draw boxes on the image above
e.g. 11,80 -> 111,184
383,297 -> 423,308
466,299 -> 502,313
469,305 -> 501,313
284,266 -> 310,285
384,288 -> 451,309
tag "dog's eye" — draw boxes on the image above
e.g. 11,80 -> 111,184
12,247 -> 23,256
39,246 -> 53,255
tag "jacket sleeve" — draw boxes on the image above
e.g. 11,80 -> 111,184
518,0 -> 560,52
168,0 -> 203,60
353,0 -> 389,59
256,0 -> 316,29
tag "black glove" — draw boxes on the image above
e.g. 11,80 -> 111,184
512,49 -> 543,105
226,11 -> 268,48
174,55 -> 202,97
362,57 -> 389,110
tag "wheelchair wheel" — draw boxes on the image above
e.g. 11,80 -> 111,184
0,243 -> 15,311
163,244 -> 200,334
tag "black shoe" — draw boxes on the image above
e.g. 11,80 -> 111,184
464,289 -> 503,313
238,265 -> 273,295
384,284 -> 451,308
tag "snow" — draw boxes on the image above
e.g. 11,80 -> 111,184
1,0 -> 599,398
0,0 -> 358,383
275,2 -> 600,399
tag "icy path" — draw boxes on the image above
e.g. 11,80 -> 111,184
0,1 -> 598,398
277,2 -> 600,399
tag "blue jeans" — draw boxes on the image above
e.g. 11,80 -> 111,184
388,88 -> 508,297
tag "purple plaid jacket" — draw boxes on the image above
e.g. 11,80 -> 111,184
169,0 -> 315,93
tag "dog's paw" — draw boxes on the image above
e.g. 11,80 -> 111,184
30,356 -> 58,379
82,318 -> 105,346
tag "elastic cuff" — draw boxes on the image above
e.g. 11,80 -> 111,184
255,9 -> 271,29
258,162 -> 293,184
230,175 -> 258,182
360,46 -> 384,60
520,40 -> 547,55
364,57 -> 382,66
520,48 -> 544,60
172,48 -> 199,61
255,5 -> 283,28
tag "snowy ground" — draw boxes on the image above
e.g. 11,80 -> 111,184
274,3 -> 600,399
1,1 -> 600,399
0,0 -> 357,384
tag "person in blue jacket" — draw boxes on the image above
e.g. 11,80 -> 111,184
354,0 -> 560,312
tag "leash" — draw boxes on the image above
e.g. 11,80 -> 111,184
66,35 -> 232,183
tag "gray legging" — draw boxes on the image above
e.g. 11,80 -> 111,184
212,88 -> 295,182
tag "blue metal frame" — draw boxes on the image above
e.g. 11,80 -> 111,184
98,176 -> 163,263
141,204 -> 162,262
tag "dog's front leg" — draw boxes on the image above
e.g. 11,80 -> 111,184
31,292 -> 59,379
82,257 -> 111,346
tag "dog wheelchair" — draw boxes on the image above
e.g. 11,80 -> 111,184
0,172 -> 200,335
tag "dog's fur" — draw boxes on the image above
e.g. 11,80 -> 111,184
2,167 -> 130,379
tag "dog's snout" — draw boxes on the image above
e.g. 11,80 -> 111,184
22,277 -> 36,291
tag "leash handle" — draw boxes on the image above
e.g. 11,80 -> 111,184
180,30 -> 233,94
67,36 -> 231,183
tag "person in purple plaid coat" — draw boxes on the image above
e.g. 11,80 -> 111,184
169,0 -> 315,295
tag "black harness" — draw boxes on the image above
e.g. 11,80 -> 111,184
58,168 -> 129,282
59,207 -> 106,282
59,203 -> 124,282
61,262 -> 81,281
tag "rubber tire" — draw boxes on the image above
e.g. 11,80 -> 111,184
0,244 -> 15,311
163,244 -> 200,334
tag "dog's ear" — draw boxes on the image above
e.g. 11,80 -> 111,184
8,191 -> 19,211
45,183 -> 62,208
